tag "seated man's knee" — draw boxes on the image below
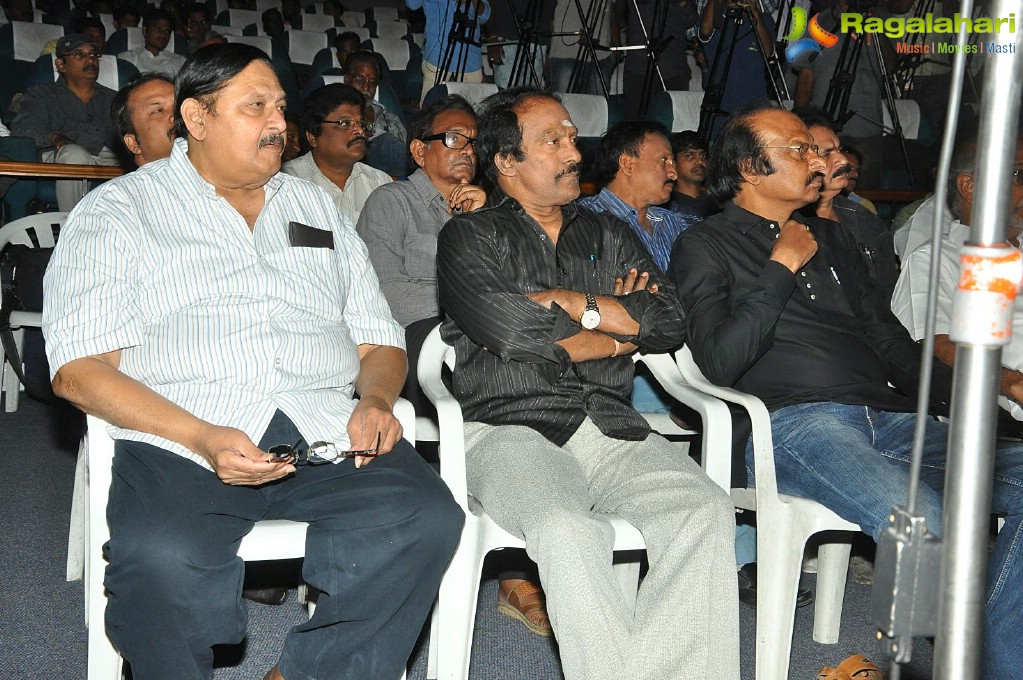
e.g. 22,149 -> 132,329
54,144 -> 94,165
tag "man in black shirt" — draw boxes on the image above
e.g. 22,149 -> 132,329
437,86 -> 739,680
669,101 -> 1023,678
797,110 -> 899,310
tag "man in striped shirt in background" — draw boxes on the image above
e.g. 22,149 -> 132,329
42,43 -> 462,680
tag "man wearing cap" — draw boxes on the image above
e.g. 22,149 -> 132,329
12,33 -> 119,212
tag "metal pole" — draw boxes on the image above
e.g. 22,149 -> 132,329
934,2 -> 1023,677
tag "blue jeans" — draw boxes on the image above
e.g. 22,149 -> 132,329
104,410 -> 463,680
747,402 -> 1023,678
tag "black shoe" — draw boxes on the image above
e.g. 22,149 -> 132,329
243,587 -> 288,605
737,564 -> 814,609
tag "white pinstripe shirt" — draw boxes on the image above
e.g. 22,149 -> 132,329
43,139 -> 405,470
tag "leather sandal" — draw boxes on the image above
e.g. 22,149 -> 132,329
497,579 -> 553,637
817,654 -> 884,680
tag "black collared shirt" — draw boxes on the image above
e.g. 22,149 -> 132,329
669,201 -> 951,412
437,191 -> 687,445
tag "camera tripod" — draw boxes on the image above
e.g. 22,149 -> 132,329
698,0 -> 790,139
823,27 -> 916,188
496,0 -> 547,88
436,0 -> 482,87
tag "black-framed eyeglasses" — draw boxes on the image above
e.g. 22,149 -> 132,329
65,50 -> 102,60
321,118 -> 374,135
761,143 -> 820,158
268,432 -> 381,465
422,131 -> 476,150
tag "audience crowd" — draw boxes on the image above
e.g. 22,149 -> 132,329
0,0 -> 1016,678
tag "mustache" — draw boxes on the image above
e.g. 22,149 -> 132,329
807,171 -> 825,186
347,135 -> 367,147
555,162 -> 582,180
832,163 -> 853,179
259,133 -> 285,149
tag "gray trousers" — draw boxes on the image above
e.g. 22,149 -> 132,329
41,144 -> 118,212
464,418 -> 740,680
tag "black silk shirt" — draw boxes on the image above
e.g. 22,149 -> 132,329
669,201 -> 952,413
437,192 -> 687,446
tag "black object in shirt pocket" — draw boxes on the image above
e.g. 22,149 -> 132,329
289,221 -> 335,249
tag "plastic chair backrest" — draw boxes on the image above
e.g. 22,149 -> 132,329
365,37 -> 409,70
296,12 -> 335,32
559,92 -> 611,138
422,81 -> 497,109
225,32 -> 272,57
341,10 -> 365,27
11,21 -> 63,61
371,7 -> 398,22
285,28 -> 327,64
373,19 -> 408,40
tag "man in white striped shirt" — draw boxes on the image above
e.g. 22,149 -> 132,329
42,43 -> 462,680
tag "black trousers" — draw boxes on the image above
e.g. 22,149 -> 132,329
103,410 -> 463,680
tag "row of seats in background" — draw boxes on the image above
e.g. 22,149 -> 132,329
0,4 -> 424,120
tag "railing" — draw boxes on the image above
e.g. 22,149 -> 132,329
0,161 -> 126,180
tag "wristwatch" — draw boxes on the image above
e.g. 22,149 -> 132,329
579,293 -> 601,329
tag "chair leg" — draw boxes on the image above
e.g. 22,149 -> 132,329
613,555 -> 641,616
427,602 -> 439,679
754,522 -> 805,680
432,537 -> 487,680
68,440 -> 88,583
2,328 -> 24,412
812,540 -> 852,643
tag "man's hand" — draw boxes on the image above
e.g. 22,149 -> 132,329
614,267 -> 659,295
193,423 -> 296,486
49,132 -> 75,150
770,219 -> 818,273
487,42 -> 504,65
1002,369 -> 1023,404
346,394 -> 403,468
448,179 -> 486,214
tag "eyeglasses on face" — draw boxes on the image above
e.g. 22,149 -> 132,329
268,432 -> 381,466
321,118 -> 374,135
761,143 -> 820,158
66,50 -> 102,60
422,131 -> 476,150
347,73 -> 379,88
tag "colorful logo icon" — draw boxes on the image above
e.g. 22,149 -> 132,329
784,7 -> 840,62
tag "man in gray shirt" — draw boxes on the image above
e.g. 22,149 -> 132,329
356,94 -> 484,409
12,33 -> 119,211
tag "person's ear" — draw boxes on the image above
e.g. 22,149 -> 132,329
305,129 -> 318,150
410,139 -> 426,168
122,133 -> 142,156
495,151 -> 516,178
738,158 -> 761,186
957,172 -> 974,206
619,152 -> 634,177
180,98 -> 207,140
55,56 -> 66,74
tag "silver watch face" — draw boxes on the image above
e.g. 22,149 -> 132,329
580,309 -> 600,329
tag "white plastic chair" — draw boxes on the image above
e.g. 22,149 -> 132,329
82,401 -> 415,680
373,19 -> 408,40
0,212 -> 65,413
285,28 -> 328,65
341,10 -> 365,27
418,326 -> 656,680
675,346 -> 860,680
224,32 -> 273,56
299,12 -> 336,33
10,20 -> 64,61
